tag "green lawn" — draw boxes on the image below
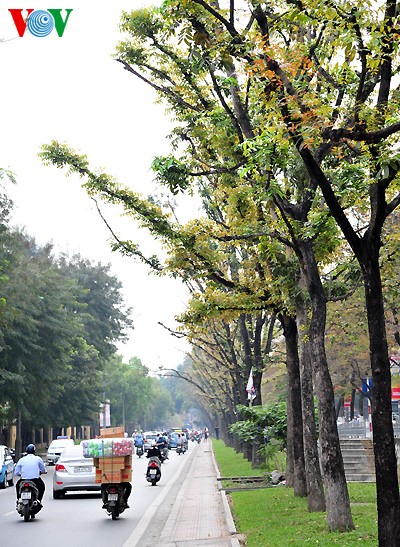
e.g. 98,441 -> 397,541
212,439 -> 378,546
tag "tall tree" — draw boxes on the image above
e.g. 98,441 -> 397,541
111,2 -> 400,540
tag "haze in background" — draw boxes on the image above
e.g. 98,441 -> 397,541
0,1 -> 196,369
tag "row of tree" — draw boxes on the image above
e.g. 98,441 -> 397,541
40,1 -> 400,544
0,174 -> 175,451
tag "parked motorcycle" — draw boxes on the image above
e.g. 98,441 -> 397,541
146,456 -> 161,486
136,446 -> 144,458
16,480 -> 42,521
102,483 -> 126,520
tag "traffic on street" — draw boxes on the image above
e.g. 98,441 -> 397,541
0,443 -> 195,547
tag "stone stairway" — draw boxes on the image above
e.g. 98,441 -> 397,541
340,439 -> 376,482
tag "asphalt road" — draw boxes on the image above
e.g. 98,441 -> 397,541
0,444 -> 196,547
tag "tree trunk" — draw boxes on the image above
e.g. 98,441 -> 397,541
300,240 -> 353,531
243,441 -> 252,462
16,409 -> 22,461
296,299 -> 326,512
251,442 -> 262,467
280,313 -> 307,497
362,255 -> 400,546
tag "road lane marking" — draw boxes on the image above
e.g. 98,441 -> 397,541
123,446 -> 196,547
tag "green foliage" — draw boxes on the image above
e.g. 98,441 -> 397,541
151,155 -> 191,195
258,439 -> 286,472
0,228 -> 132,428
229,403 -> 287,450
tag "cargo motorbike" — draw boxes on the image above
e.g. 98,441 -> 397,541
102,483 -> 126,520
16,480 -> 43,521
146,456 -> 161,486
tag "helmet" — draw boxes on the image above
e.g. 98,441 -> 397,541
26,444 -> 35,454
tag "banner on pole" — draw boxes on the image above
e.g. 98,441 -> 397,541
246,368 -> 256,402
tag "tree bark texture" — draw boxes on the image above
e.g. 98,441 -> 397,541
243,442 -> 252,462
296,299 -> 326,512
280,313 -> 307,497
362,255 -> 400,546
299,240 -> 354,531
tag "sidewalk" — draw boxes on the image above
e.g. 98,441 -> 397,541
158,440 -> 240,547
126,440 -> 241,547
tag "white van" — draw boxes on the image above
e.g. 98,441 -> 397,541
46,437 -> 74,465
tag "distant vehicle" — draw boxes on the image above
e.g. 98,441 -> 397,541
0,445 -> 14,489
53,444 -> 100,499
47,437 -> 74,465
143,432 -> 159,452
168,433 -> 179,450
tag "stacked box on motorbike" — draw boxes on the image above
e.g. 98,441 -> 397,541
81,437 -> 134,458
100,426 -> 125,438
93,455 -> 132,484
82,438 -> 133,484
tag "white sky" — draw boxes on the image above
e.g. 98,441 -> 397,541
0,1 -> 196,370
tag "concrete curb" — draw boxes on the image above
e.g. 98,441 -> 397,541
210,443 -> 241,547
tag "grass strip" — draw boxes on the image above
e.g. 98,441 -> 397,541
212,439 -> 378,546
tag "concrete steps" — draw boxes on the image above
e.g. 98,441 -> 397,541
340,439 -> 376,482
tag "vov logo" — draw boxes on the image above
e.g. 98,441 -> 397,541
9,8 -> 73,37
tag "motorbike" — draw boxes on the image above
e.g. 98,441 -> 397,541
16,480 -> 42,521
102,483 -> 126,520
176,443 -> 187,455
160,446 -> 169,462
146,456 -> 161,486
136,445 -> 144,458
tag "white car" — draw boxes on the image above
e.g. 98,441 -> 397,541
53,444 -> 100,499
47,438 -> 74,465
143,432 -> 159,452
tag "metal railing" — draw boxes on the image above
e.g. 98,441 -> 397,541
338,422 -> 368,438
338,421 -> 400,438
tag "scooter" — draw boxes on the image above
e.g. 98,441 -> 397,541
146,456 -> 161,486
16,480 -> 42,521
160,446 -> 169,462
136,445 -> 144,458
102,483 -> 126,520
176,443 -> 187,455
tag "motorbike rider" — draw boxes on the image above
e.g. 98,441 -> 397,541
101,481 -> 131,510
156,434 -> 166,450
14,444 -> 47,505
146,441 -> 162,460
134,432 -> 144,448
176,434 -> 184,447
